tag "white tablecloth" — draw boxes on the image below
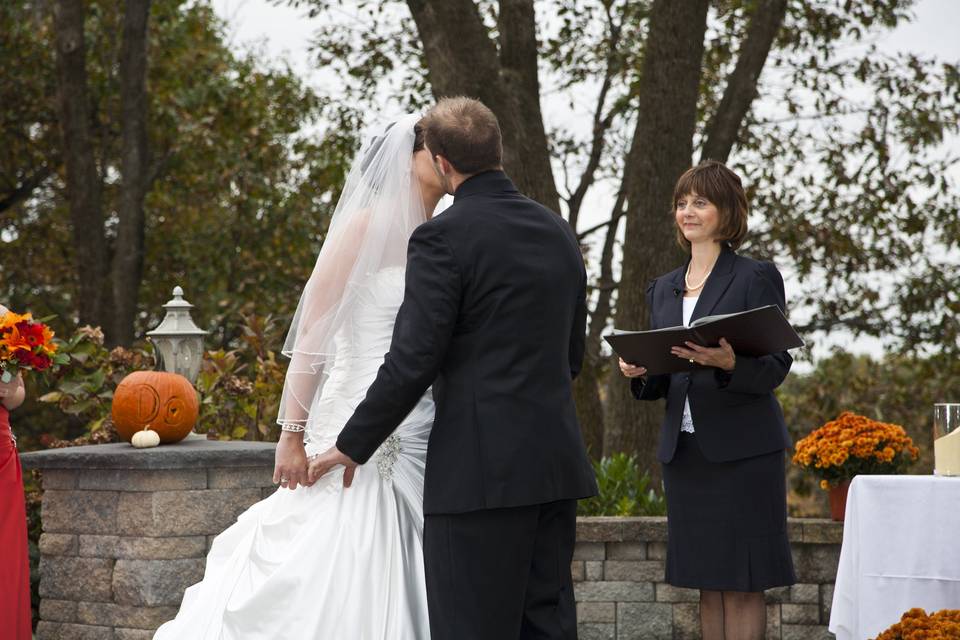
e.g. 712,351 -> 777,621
829,475 -> 960,639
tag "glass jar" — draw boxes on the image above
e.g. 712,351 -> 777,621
933,403 -> 960,476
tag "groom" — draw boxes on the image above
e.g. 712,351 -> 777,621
311,97 -> 597,639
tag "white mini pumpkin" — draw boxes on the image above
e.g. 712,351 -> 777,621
131,429 -> 161,449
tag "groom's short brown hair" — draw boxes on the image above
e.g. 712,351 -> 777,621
421,97 -> 502,175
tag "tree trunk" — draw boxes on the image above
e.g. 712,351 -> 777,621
603,0 -> 710,482
405,0 -> 560,212
111,0 -> 152,346
496,0 -> 560,212
573,366 -> 605,459
52,0 -> 107,328
577,189 -> 626,458
700,0 -> 788,164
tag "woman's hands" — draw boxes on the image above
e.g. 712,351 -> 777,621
273,431 -> 311,490
620,338 -> 735,381
0,373 -> 25,410
0,378 -> 18,397
671,338 -> 736,371
619,358 -> 647,379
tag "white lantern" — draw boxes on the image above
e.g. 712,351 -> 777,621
146,286 -> 208,384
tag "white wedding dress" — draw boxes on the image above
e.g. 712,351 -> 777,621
154,267 -> 433,639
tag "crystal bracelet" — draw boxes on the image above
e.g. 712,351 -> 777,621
280,423 -> 306,433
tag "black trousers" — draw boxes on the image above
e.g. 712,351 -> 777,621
423,499 -> 578,640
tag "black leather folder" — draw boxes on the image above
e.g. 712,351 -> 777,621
604,305 -> 804,375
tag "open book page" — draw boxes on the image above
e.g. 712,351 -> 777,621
610,325 -> 692,336
689,305 -> 774,328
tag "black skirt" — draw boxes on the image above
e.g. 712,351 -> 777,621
661,431 -> 796,592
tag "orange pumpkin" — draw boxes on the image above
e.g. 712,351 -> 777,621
112,371 -> 199,444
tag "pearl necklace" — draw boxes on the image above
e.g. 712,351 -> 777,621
684,262 -> 712,292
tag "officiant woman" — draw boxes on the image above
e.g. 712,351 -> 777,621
619,160 -> 796,640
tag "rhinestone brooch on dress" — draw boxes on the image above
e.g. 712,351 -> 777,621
375,434 -> 402,480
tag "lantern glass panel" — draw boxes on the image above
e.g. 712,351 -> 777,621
152,336 -> 204,383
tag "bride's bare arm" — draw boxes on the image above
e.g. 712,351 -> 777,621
275,213 -> 370,489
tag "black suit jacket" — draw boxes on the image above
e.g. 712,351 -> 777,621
632,247 -> 793,464
337,171 -> 598,515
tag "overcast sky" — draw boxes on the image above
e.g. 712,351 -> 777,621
210,0 -> 960,84
209,0 -> 960,366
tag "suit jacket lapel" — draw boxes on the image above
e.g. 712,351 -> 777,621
665,265 -> 685,328
690,247 -> 737,322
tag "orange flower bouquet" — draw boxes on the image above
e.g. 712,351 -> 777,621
792,411 -> 920,490
873,607 -> 960,640
0,310 -> 67,382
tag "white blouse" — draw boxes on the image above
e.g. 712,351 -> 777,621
680,296 -> 699,433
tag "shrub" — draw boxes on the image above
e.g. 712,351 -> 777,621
194,314 -> 286,441
578,452 -> 667,517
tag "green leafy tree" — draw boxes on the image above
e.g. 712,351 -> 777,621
0,0 -> 350,349
3,0 -> 958,485
288,0 -> 960,482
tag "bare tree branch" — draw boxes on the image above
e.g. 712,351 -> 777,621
0,165 -> 53,214
577,213 -> 621,240
587,282 -> 620,292
586,188 -> 626,348
700,0 -> 788,163
406,0 -> 561,212
566,5 -> 623,232
573,186 -> 626,458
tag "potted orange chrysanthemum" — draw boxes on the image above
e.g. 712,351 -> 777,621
792,411 -> 919,521
873,607 -> 960,639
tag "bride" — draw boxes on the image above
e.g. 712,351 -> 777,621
154,114 -> 444,639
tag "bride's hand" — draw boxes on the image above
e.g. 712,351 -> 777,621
273,432 -> 310,490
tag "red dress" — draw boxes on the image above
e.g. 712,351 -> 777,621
0,405 -> 31,639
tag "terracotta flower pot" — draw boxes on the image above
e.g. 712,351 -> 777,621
828,479 -> 852,521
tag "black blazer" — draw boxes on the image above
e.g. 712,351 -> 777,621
337,171 -> 598,515
632,247 -> 793,464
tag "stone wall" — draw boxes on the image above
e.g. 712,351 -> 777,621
22,440 -> 277,640
23,441 -> 842,639
572,518 -> 842,639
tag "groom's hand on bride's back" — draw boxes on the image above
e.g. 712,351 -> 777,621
307,446 -> 359,488
273,431 -> 311,490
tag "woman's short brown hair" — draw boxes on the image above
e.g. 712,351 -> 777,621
673,160 -> 749,250
420,96 -> 502,175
